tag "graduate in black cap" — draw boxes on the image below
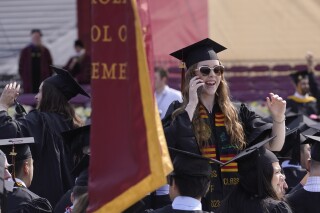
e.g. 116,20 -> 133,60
286,135 -> 320,213
216,137 -> 292,213
286,69 -> 319,117
163,38 -> 286,211
0,137 -> 52,212
148,148 -> 213,213
0,66 -> 90,207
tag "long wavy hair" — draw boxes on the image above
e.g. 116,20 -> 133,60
172,63 -> 246,150
37,81 -> 83,128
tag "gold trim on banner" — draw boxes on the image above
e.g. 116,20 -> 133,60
94,0 -> 173,212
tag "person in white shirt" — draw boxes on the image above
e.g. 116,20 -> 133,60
286,135 -> 320,213
154,67 -> 182,119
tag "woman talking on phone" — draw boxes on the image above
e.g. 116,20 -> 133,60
163,38 -> 286,211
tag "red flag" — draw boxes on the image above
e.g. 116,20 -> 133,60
88,0 -> 172,212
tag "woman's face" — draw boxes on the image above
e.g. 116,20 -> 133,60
195,60 -> 222,96
271,162 -> 286,197
35,82 -> 43,107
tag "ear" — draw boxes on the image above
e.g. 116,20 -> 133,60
171,178 -> 177,190
306,159 -> 311,172
71,192 -> 75,203
24,161 -> 30,175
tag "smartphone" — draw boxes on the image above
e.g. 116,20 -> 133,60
197,85 -> 203,96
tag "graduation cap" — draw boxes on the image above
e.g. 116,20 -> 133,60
169,148 -> 215,177
290,70 -> 309,85
304,135 -> 320,162
45,66 -> 90,100
0,137 -> 35,180
170,38 -> 226,91
300,123 -> 320,144
221,136 -> 276,166
61,125 -> 90,156
170,38 -> 226,70
218,136 -> 279,197
286,112 -> 318,132
277,128 -> 304,162
170,136 -> 276,168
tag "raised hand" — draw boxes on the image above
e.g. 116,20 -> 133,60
0,82 -> 21,110
266,93 -> 286,122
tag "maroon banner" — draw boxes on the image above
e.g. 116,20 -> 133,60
88,0 -> 172,212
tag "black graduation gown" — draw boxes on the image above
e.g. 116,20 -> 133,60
7,186 -> 52,213
264,199 -> 292,213
286,97 -> 317,117
163,102 -> 273,211
286,71 -> 320,117
282,167 -> 307,192
0,110 -> 75,207
148,205 -> 210,213
286,188 -> 320,213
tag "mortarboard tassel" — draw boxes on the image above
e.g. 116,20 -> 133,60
9,145 -> 18,185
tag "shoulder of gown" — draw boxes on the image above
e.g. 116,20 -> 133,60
235,102 -> 273,145
7,187 -> 53,213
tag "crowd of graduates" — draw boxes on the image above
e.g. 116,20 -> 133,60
0,36 -> 319,213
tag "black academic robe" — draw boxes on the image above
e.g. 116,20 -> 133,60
163,102 -> 272,211
286,188 -> 320,213
7,186 -> 52,213
148,205 -> 210,213
283,167 -> 307,192
0,110 -> 75,207
286,97 -> 317,117
18,44 -> 53,93
264,199 -> 292,213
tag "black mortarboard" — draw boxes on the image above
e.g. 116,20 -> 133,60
170,136 -> 276,169
221,136 -> 278,197
170,38 -> 227,69
169,148 -> 214,177
221,136 -> 276,166
30,29 -> 43,36
0,137 -> 34,164
61,125 -> 90,156
286,113 -> 318,132
45,66 -> 90,100
277,128 -> 300,160
0,137 -> 35,180
304,135 -> 320,162
290,70 -> 309,85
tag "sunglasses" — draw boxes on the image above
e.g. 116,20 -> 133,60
196,65 -> 225,76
